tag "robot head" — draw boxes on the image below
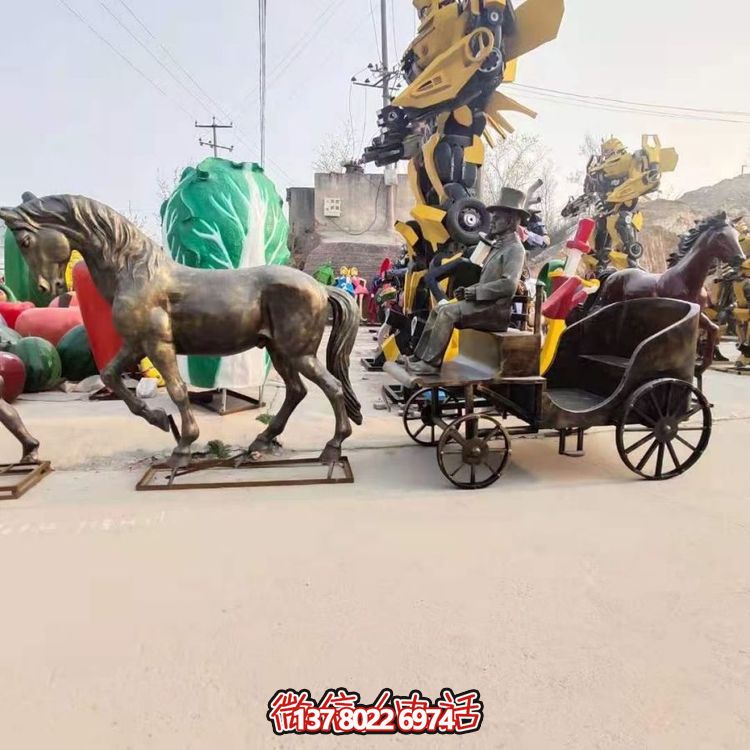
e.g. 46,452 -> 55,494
601,138 -> 626,158
413,0 -> 439,22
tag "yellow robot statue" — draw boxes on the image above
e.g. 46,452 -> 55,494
563,135 -> 679,271
362,0 -> 564,359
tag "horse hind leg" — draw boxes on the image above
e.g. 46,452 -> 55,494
293,354 -> 352,464
248,350 -> 307,458
0,394 -> 39,464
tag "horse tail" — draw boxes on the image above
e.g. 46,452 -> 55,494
325,285 -> 363,426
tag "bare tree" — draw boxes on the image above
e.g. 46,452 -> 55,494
482,133 -> 566,236
156,167 -> 184,203
567,132 -> 607,187
313,121 -> 358,173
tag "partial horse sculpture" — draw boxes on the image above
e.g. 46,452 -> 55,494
0,376 -> 39,464
0,195 -> 363,469
594,212 -> 746,372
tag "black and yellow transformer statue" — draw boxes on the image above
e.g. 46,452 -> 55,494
362,0 -> 564,362
707,224 -> 750,370
563,136 -> 679,271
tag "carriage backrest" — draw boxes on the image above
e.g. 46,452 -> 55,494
547,298 -> 699,396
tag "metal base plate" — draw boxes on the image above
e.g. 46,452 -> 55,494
189,389 -> 262,416
710,363 -> 750,376
0,461 -> 53,500
136,456 -> 354,492
361,356 -> 385,373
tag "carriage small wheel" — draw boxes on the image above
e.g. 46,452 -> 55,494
616,378 -> 712,481
403,387 -> 463,447
437,414 -> 511,490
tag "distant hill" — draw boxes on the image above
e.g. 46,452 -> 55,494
640,174 -> 750,271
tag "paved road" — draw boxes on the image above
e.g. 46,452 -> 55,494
0,337 -> 748,748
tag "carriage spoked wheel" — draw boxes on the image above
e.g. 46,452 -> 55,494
402,387 -> 463,447
616,378 -> 712,481
438,414 -> 511,490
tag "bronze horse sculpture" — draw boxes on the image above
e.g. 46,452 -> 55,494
593,213 -> 746,371
0,195 -> 362,468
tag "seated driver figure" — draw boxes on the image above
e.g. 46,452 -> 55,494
407,187 -> 528,375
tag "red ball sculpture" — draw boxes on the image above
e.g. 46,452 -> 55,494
0,353 -> 27,403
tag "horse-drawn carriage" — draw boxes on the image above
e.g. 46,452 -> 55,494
385,296 -> 712,489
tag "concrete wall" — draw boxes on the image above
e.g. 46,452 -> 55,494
286,187 -> 315,240
313,172 -> 413,236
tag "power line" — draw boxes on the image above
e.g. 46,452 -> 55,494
368,0 -> 382,62
508,84 -> 750,125
511,82 -> 750,119
99,1 -> 212,116
56,0 -> 196,120
258,0 -> 267,166
114,0 -> 232,120
512,84 -> 750,125
235,0 -> 347,111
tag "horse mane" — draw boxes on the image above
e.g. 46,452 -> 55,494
668,213 -> 727,268
10,195 -> 165,281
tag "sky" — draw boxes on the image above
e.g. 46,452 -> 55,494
1,0 -> 749,231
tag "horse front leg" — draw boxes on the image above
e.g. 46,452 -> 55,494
144,339 -> 200,469
100,344 -> 171,433
698,313 -> 719,374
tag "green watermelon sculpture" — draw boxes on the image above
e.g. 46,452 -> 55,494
10,337 -> 62,392
57,325 -> 98,382
161,158 -> 290,389
4,229 -> 54,307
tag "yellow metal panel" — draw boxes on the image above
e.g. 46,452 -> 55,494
632,212 -> 644,231
502,58 -> 518,83
464,135 -> 485,166
394,29 -> 493,109
489,91 -> 537,119
395,220 -> 419,261
382,335 -> 401,362
454,105 -> 473,127
504,0 -> 565,61
412,204 -> 450,246
404,269 -> 428,314
659,147 -> 679,173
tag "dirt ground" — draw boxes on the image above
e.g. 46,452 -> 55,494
0,331 -> 749,749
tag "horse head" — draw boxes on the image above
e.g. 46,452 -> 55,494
709,211 -> 747,269
0,195 -> 75,296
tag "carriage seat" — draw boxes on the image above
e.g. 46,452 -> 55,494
445,329 -> 541,381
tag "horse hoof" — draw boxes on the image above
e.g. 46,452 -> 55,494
166,451 -> 191,470
248,438 -> 282,456
20,447 -> 39,465
150,409 -> 171,433
319,445 -> 342,465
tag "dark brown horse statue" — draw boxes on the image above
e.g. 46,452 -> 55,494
594,213 -> 746,372
0,195 -> 362,469
0,376 -> 39,464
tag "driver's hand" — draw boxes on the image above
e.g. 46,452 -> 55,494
454,287 -> 466,301
463,287 -> 477,302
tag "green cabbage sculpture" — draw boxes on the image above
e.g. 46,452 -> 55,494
161,158 -> 290,389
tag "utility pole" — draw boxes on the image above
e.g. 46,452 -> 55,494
258,0 -> 268,168
354,1 -> 401,231
195,117 -> 234,157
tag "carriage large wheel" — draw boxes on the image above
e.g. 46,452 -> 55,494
437,414 -> 511,490
616,378 -> 712,481
403,387 -> 463,446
